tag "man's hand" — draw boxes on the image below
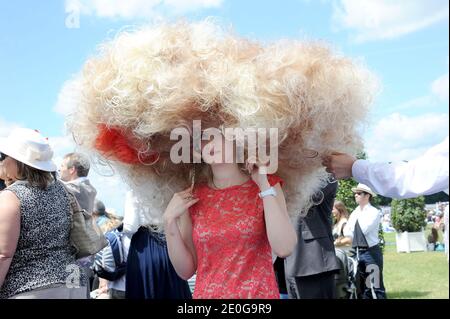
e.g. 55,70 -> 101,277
321,152 -> 357,179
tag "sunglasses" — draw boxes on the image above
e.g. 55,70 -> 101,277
0,152 -> 8,162
355,192 -> 366,196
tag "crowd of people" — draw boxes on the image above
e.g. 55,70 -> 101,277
0,127 -> 448,299
0,20 -> 448,300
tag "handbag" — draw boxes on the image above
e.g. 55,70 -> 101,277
62,183 -> 108,259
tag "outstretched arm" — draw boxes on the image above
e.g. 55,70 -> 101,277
352,156 -> 448,199
322,137 -> 449,199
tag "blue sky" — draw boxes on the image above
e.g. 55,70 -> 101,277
1,0 -> 448,213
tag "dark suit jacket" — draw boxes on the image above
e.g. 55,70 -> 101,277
285,182 -> 340,278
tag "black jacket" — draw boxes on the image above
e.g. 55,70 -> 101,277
284,182 -> 340,277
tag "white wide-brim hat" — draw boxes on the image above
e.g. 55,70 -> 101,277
352,183 -> 377,197
0,128 -> 57,172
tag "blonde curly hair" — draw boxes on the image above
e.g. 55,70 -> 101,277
66,20 -> 378,226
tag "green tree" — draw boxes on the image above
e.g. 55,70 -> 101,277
334,151 -> 389,251
335,151 -> 368,211
335,179 -> 385,252
336,178 -> 358,211
336,176 -> 391,251
391,196 -> 426,232
424,191 -> 449,204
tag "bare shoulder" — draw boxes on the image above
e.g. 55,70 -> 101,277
0,190 -> 20,211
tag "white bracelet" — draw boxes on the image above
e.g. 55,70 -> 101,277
259,186 -> 277,198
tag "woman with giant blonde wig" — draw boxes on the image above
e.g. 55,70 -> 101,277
66,20 -> 377,298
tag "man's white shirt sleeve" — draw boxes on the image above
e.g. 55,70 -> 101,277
352,136 -> 449,199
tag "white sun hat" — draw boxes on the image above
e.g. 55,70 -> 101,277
351,183 -> 377,197
0,128 -> 57,172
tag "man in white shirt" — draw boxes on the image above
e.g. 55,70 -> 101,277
343,183 -> 386,299
322,136 -> 449,262
321,136 -> 449,199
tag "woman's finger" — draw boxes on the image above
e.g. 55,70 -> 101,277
184,198 -> 200,208
179,188 -> 193,195
255,158 -> 270,167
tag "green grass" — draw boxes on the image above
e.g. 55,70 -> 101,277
383,232 -> 449,299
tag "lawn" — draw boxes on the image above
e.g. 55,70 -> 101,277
383,232 -> 449,299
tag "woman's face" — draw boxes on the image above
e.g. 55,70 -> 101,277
0,154 -> 19,182
332,205 -> 340,219
0,161 -> 6,181
200,128 -> 235,165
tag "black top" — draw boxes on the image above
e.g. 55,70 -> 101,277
284,182 -> 341,277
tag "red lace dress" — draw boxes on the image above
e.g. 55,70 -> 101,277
189,175 -> 283,299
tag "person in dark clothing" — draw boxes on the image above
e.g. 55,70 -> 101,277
284,181 -> 341,299
274,257 -> 288,299
125,226 -> 192,299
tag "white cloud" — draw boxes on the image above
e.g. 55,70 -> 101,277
394,95 -> 437,111
332,0 -> 449,42
48,135 -> 76,165
0,117 -> 21,137
165,0 -> 223,13
365,113 -> 449,162
86,168 -> 127,216
54,77 -> 82,116
432,73 -> 449,101
66,0 -> 223,20
389,70 -> 449,112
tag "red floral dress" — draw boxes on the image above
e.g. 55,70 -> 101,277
189,175 -> 283,299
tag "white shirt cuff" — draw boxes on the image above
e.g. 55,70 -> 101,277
352,159 -> 369,183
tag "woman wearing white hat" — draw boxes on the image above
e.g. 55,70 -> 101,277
0,128 -> 86,299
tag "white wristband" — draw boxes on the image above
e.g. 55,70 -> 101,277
259,187 -> 277,198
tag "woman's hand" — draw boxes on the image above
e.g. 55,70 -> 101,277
246,158 -> 270,191
163,187 -> 199,223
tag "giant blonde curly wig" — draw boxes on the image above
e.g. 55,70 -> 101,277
66,20 -> 378,226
